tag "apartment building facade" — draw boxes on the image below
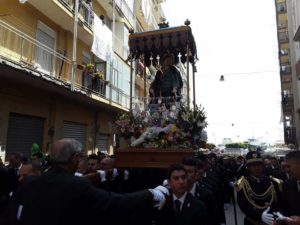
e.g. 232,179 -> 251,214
275,0 -> 299,146
0,0 -> 165,159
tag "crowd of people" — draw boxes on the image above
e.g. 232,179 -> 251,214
0,138 -> 299,225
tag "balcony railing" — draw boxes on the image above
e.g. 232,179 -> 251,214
279,31 -> 289,43
276,2 -> 287,14
280,65 -> 292,74
0,19 -> 130,109
114,0 -> 135,28
113,35 -> 129,59
58,0 -> 93,29
284,127 -> 297,145
282,94 -> 294,107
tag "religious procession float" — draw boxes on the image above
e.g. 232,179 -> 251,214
113,20 -> 208,168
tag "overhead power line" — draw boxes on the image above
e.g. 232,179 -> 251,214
199,70 -> 278,77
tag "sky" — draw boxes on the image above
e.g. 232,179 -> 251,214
162,0 -> 284,144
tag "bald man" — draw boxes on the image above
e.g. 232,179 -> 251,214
2,139 -> 168,225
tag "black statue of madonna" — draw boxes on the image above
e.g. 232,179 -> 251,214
149,53 -> 183,109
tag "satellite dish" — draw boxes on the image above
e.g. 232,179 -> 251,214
19,0 -> 28,3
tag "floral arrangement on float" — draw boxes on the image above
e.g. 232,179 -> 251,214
113,101 -> 208,149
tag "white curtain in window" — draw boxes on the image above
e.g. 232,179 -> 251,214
35,28 -> 55,74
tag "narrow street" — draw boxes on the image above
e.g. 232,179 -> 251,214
225,202 -> 244,225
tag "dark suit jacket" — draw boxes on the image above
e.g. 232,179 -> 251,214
281,179 -> 300,217
193,184 -> 218,225
1,166 -> 152,225
155,192 -> 207,225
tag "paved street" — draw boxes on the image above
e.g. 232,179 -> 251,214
225,202 -> 244,225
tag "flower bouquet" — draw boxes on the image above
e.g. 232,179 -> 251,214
113,102 -> 207,149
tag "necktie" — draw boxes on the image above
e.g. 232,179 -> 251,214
174,199 -> 181,214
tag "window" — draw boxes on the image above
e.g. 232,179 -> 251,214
82,51 -> 91,65
95,62 -> 106,78
112,68 -> 119,86
276,2 -> 286,13
35,21 -> 56,75
280,49 -> 289,56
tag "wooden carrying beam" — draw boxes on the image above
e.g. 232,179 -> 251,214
115,148 -> 194,168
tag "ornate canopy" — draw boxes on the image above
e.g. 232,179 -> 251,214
129,25 -> 197,67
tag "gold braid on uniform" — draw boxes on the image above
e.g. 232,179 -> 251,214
234,176 -> 277,209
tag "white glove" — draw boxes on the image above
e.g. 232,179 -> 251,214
74,172 -> 83,177
261,207 -> 274,225
154,185 -> 170,196
273,212 -> 291,221
124,169 -> 129,180
148,189 -> 166,210
148,186 -> 169,210
111,168 -> 119,181
97,170 -> 106,182
162,179 -> 169,187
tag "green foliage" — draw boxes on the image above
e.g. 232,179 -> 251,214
225,142 -> 248,149
206,143 -> 216,150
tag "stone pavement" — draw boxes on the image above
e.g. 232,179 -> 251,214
225,202 -> 244,225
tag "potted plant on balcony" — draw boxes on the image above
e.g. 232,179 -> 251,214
93,70 -> 108,95
85,63 -> 94,74
82,63 -> 94,90
94,70 -> 104,80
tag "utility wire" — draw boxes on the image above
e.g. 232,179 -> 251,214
199,70 -> 278,77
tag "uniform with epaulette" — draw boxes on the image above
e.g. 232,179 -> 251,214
235,151 -> 282,225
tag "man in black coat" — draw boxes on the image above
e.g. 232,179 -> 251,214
182,157 -> 218,225
276,151 -> 300,225
0,138 -> 168,225
155,163 -> 207,225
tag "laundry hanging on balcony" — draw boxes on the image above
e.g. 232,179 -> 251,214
91,13 -> 112,61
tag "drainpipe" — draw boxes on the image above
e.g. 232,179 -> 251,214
71,0 -> 79,91
109,0 -> 116,103
94,111 -> 98,153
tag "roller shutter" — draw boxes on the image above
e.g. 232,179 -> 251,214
62,121 -> 87,147
6,113 -> 44,159
96,134 -> 109,153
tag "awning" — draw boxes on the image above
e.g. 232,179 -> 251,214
129,25 -> 197,66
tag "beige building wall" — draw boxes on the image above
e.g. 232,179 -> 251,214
0,78 -> 115,155
286,0 -> 300,146
0,0 -> 166,158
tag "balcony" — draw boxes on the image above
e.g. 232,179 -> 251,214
97,0 -> 135,29
58,0 -> 94,29
113,35 -> 129,59
278,22 -> 288,29
276,2 -> 287,14
280,64 -> 292,74
28,0 -> 93,46
284,127 -> 297,145
281,94 -> 294,108
278,31 -> 289,43
0,19 -> 130,110
114,0 -> 135,28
